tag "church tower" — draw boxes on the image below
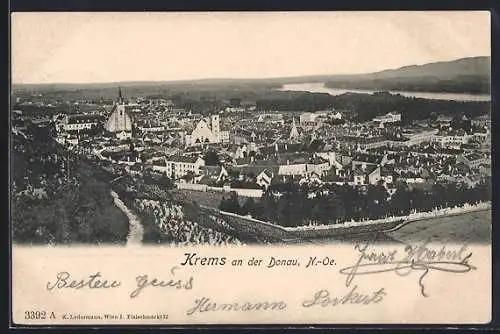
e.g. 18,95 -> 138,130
289,117 -> 300,141
118,87 -> 124,104
249,131 -> 257,153
211,114 -> 220,141
105,87 -> 133,138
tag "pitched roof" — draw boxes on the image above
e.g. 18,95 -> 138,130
322,143 -> 335,151
67,114 -> 103,124
231,165 -> 279,177
353,166 -> 365,176
259,144 -> 297,155
277,154 -> 309,165
352,153 -> 384,164
235,157 -> 253,165
309,156 -> 329,165
261,169 -> 274,178
152,159 -> 167,166
166,155 -> 202,163
365,165 -> 379,175
305,139 -> 326,152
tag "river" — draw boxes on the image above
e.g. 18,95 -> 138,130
278,82 -> 491,102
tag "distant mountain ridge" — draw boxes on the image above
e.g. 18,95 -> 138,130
324,56 -> 490,94
13,56 -> 490,95
357,56 -> 490,80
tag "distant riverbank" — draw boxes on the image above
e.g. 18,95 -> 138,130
278,82 -> 491,102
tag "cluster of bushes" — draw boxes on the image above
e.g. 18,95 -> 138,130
12,163 -> 129,245
219,179 -> 491,228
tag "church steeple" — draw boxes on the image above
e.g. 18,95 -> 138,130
289,117 -> 300,141
118,87 -> 124,104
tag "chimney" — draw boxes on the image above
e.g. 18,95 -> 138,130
275,143 -> 279,152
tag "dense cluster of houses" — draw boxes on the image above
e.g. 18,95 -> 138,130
14,88 -> 491,198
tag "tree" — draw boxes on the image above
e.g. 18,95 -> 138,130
339,184 -> 358,220
431,182 -> 446,209
218,196 -> 226,211
29,124 -> 52,144
261,191 -> 276,221
241,197 -> 256,216
204,150 -> 220,166
287,193 -> 306,227
389,184 -> 411,216
159,173 -> 174,189
143,170 -> 154,184
429,111 -> 438,121
366,184 -> 389,218
276,197 -> 290,226
219,191 -> 240,214
184,171 -> 195,183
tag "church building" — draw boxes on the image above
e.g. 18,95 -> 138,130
289,117 -> 300,141
105,88 -> 133,140
185,114 -> 229,147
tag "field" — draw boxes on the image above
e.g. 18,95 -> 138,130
386,209 -> 491,244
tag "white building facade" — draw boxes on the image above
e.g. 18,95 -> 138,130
373,112 -> 402,125
153,156 -> 205,179
62,115 -> 101,131
185,115 -> 230,147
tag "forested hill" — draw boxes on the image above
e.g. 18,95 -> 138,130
13,56 -> 490,96
325,56 -> 490,94
359,56 -> 489,80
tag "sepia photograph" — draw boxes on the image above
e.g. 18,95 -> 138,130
10,12 -> 491,248
10,11 -> 494,326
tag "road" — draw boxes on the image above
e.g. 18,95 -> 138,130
110,190 -> 144,245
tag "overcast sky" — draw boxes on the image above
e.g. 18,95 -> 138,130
11,11 -> 490,84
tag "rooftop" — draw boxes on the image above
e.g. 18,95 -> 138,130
66,114 -> 103,124
166,155 -> 203,163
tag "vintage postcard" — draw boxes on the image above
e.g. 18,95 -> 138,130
10,11 -> 491,325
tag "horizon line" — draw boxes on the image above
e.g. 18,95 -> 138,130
11,55 -> 490,86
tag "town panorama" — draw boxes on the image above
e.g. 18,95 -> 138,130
11,57 -> 491,246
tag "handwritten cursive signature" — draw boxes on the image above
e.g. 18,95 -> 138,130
339,241 -> 476,297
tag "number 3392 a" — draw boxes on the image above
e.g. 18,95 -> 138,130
25,311 -> 51,320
